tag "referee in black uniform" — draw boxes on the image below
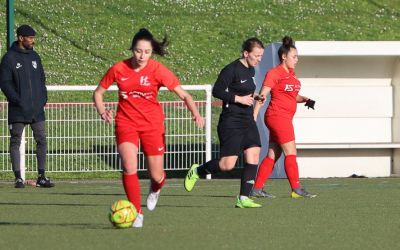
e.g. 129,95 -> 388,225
184,38 -> 265,208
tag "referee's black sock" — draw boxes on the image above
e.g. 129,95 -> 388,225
240,163 -> 258,197
196,159 -> 220,176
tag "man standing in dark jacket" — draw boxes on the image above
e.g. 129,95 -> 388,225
0,24 -> 54,188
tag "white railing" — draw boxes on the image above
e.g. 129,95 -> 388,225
0,85 -> 212,179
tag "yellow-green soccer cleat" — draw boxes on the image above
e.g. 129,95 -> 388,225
291,188 -> 317,198
184,164 -> 199,192
235,196 -> 262,208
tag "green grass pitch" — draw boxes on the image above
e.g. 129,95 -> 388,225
1,0 -> 399,87
1,178 -> 399,250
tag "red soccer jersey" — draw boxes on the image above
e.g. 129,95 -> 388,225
100,58 -> 180,129
263,64 -> 301,118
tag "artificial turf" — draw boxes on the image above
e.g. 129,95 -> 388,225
1,177 -> 399,250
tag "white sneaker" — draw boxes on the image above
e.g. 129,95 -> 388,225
132,213 -> 143,228
146,189 -> 160,211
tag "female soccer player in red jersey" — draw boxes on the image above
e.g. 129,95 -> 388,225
93,28 -> 205,227
184,38 -> 265,208
252,36 -> 316,198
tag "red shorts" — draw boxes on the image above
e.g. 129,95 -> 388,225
115,123 -> 165,156
265,115 -> 295,145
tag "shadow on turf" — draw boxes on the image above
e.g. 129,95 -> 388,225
43,192 -> 236,199
155,204 -> 232,208
0,201 -> 104,207
161,194 -> 235,198
46,192 -> 123,196
0,221 -> 110,229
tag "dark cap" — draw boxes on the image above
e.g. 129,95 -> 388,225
16,25 -> 36,37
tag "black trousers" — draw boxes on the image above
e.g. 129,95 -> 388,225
9,121 -> 47,172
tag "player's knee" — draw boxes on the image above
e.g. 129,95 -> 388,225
218,161 -> 235,171
219,164 -> 234,171
218,156 -> 238,171
245,155 -> 259,165
123,165 -> 138,175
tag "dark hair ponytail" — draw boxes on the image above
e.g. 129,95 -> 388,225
130,28 -> 169,56
278,36 -> 296,62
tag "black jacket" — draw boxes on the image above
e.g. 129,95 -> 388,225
0,42 -> 47,124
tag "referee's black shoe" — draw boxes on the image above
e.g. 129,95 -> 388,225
15,178 -> 25,188
36,175 -> 55,188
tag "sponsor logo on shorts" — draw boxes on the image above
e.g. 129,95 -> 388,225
240,80 -> 247,83
158,146 -> 164,151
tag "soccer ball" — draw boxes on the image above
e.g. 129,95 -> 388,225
108,199 -> 137,229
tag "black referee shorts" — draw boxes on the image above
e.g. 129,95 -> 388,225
217,121 -> 261,157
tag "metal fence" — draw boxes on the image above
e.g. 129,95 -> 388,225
0,85 -> 213,177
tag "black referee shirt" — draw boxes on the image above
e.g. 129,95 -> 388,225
212,59 -> 256,128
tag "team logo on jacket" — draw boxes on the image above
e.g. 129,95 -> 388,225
284,84 -> 301,92
140,76 -> 150,86
32,61 -> 37,69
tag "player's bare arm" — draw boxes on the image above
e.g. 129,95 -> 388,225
173,85 -> 205,128
93,85 -> 113,123
253,86 -> 271,121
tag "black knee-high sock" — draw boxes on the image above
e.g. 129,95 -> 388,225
240,163 -> 258,196
196,159 -> 220,176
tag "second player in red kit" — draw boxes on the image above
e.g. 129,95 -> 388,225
252,36 -> 316,199
93,28 -> 204,228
